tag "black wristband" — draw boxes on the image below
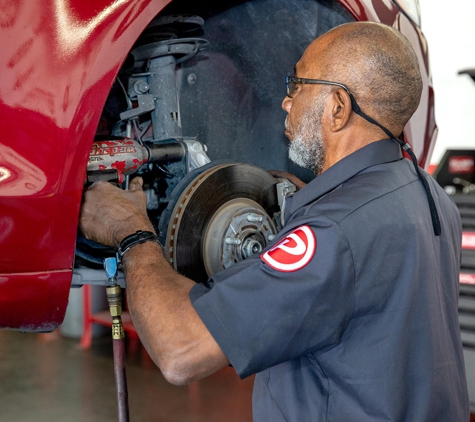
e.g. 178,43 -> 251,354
116,230 -> 160,262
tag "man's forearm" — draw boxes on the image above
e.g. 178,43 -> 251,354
79,179 -> 229,384
122,241 -> 229,385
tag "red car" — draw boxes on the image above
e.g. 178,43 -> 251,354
0,0 -> 435,331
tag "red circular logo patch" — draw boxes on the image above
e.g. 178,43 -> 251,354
261,225 -> 316,272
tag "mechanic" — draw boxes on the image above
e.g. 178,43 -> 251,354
80,22 -> 469,421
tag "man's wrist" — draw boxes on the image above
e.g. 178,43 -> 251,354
112,218 -> 155,248
117,230 -> 161,262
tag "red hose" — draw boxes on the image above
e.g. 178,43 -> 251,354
113,335 -> 130,422
106,281 -> 130,422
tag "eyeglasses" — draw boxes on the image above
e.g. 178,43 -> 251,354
285,75 -> 364,117
285,75 -> 352,99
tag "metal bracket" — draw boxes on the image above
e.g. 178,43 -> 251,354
276,179 -> 297,227
72,267 -> 126,288
119,94 -> 155,121
183,139 -> 211,171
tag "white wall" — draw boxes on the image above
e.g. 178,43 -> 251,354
418,0 -> 475,165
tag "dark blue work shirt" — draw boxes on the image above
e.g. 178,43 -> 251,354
190,139 -> 469,421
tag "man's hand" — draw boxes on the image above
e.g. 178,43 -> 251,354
79,177 -> 155,248
268,170 -> 307,190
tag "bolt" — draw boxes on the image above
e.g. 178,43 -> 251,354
247,214 -> 263,223
242,238 -> 263,258
267,234 -> 275,241
251,243 -> 262,254
187,73 -> 197,85
225,237 -> 242,245
133,80 -> 149,94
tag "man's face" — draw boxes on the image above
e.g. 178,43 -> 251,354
283,40 -> 331,175
286,90 -> 328,175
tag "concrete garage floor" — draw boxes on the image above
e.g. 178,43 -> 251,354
2,328 -> 475,421
0,330 -> 253,422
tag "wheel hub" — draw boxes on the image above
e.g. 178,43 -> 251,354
203,198 -> 276,275
159,162 -> 279,282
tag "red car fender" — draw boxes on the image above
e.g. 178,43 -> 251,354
0,0 -> 171,331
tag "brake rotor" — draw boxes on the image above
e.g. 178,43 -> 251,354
159,163 -> 279,283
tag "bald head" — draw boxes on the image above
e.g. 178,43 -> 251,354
301,22 -> 423,134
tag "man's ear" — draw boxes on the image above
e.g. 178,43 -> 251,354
329,88 -> 352,132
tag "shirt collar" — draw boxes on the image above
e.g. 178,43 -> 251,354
288,139 -> 403,214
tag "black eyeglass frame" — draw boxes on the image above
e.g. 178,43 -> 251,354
285,75 -> 352,99
285,75 -> 364,118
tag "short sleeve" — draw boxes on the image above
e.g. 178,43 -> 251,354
190,216 -> 355,378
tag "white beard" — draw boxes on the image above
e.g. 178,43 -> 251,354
287,94 -> 327,174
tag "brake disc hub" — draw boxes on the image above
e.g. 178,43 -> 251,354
203,198 -> 276,275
